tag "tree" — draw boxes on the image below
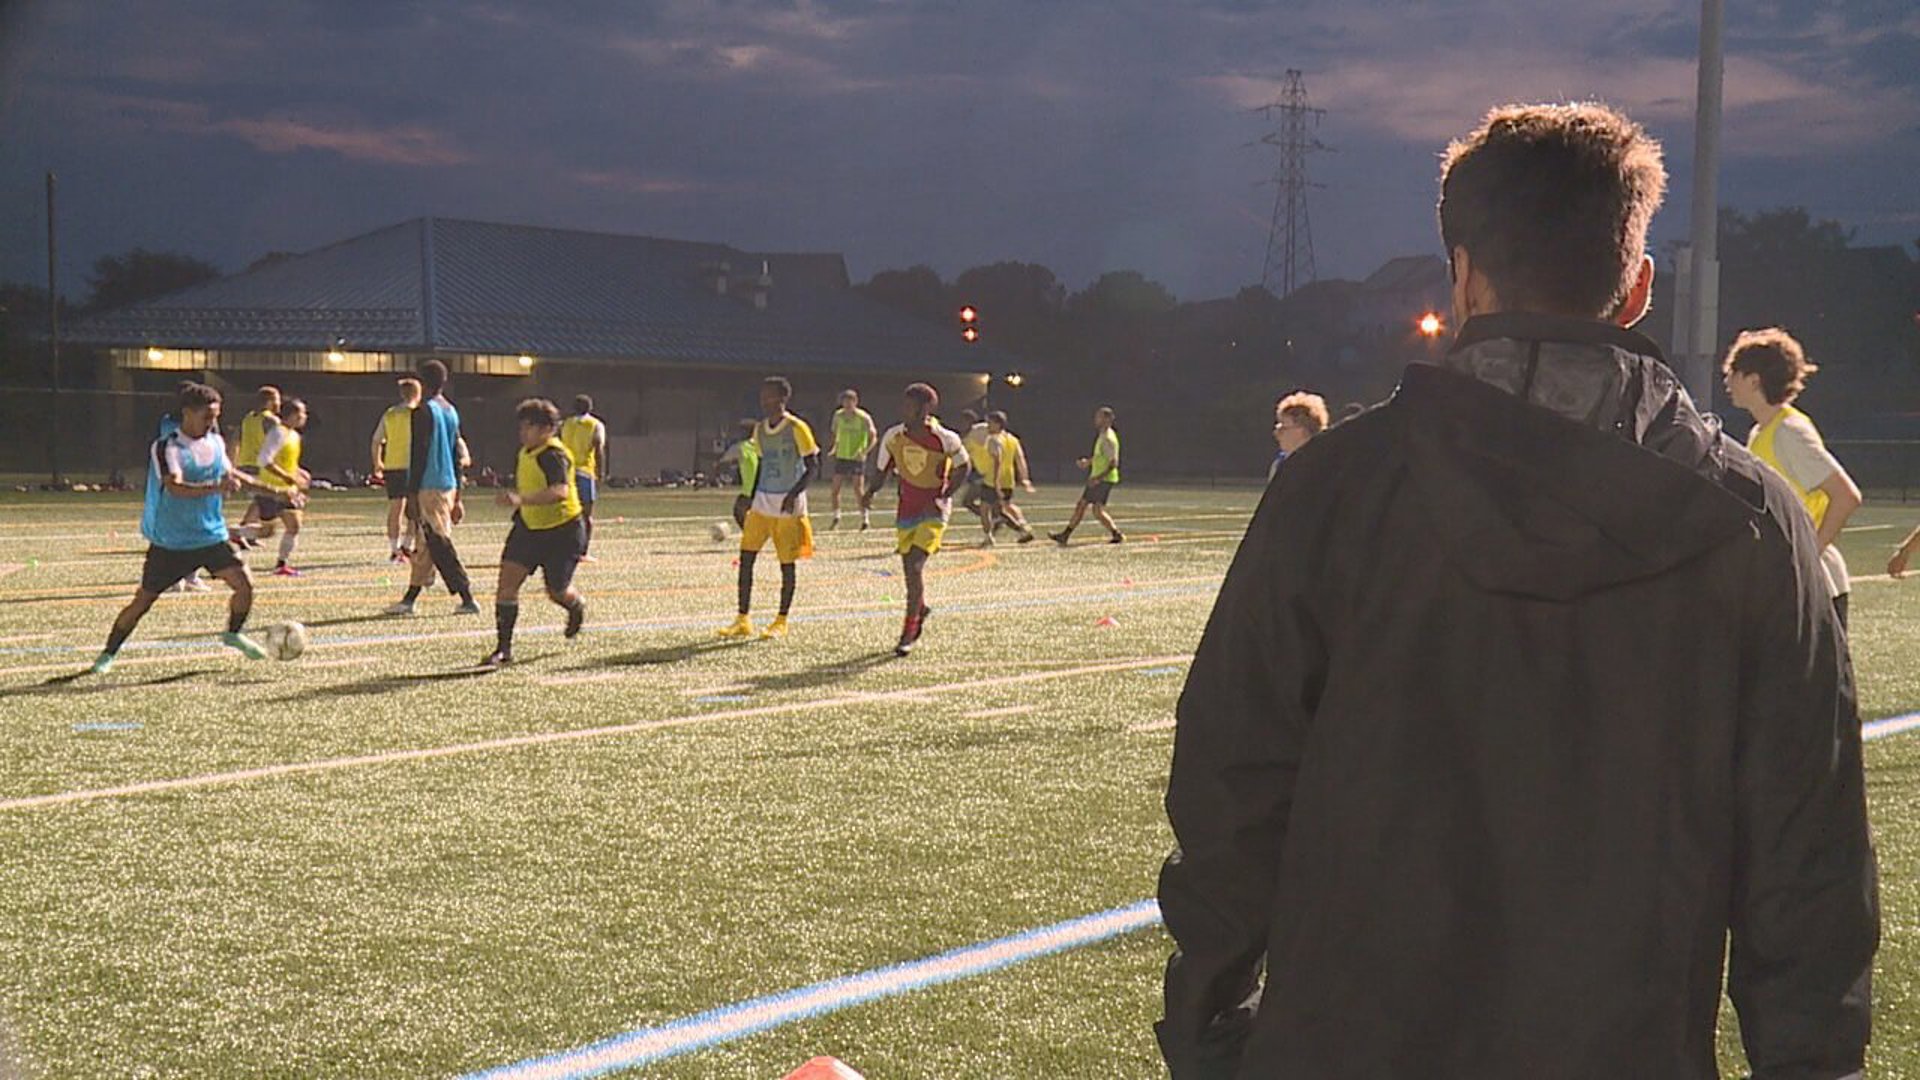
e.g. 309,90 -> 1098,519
1067,270 -> 1177,318
84,248 -> 220,313
952,262 -> 1066,328
1718,207 -> 1852,266
855,265 -> 950,326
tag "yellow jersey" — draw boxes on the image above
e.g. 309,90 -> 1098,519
237,410 -> 275,465
517,437 -> 582,530
991,431 -> 1023,490
379,405 -> 413,470
1749,405 -> 1830,528
260,426 -> 302,495
962,423 -> 991,478
560,414 -> 606,478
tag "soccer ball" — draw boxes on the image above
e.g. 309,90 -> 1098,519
262,621 -> 308,662
709,520 -> 733,543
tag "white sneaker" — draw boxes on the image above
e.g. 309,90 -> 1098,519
382,601 -> 416,616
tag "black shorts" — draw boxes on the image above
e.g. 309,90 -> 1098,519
384,469 -> 411,499
1082,481 -> 1115,506
140,542 -> 241,593
252,494 -> 294,521
502,517 -> 587,593
832,458 -> 865,478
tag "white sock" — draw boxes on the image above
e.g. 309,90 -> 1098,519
278,532 -> 298,564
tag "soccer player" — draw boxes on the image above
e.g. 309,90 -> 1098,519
246,397 -> 310,577
1271,391 -> 1329,479
825,388 -> 877,529
157,381 -> 212,592
92,383 -> 296,674
983,410 -> 1037,544
1723,327 -> 1864,628
482,398 -> 588,667
873,382 -> 969,656
387,359 -> 478,616
1891,522 -> 1920,579
371,376 -> 421,563
231,385 -> 281,543
956,409 -> 993,540
559,394 -> 609,560
1050,406 -> 1123,545
718,376 -> 818,640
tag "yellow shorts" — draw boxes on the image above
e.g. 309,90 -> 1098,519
895,520 -> 947,556
742,510 -> 814,563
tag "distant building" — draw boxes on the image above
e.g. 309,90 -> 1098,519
1346,254 -> 1450,340
68,217 -> 1009,478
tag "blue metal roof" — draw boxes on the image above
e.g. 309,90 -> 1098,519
70,217 -> 1007,375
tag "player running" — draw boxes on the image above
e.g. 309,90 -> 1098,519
873,382 -> 969,656
92,383 -> 297,674
1051,405 -> 1124,545
371,377 -> 421,563
387,359 -> 479,616
231,385 -> 281,545
244,397 -> 310,577
825,388 -> 877,529
559,395 -> 609,560
482,398 -> 589,668
983,410 -> 1037,544
956,409 -> 994,542
718,377 -> 818,641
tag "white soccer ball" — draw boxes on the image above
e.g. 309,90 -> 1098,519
263,621 -> 308,662
709,520 -> 733,543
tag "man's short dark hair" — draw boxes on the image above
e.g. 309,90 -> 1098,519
987,410 -> 1009,427
279,397 -> 306,419
417,358 -> 449,394
181,383 -> 220,412
517,398 -> 562,429
960,409 -> 981,426
573,394 -> 593,415
1723,327 -> 1819,405
905,382 -> 938,409
257,385 -> 281,405
1095,406 -> 1116,422
1439,102 -> 1667,318
762,376 -> 792,399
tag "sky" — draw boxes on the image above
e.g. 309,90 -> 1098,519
2,0 -> 1917,304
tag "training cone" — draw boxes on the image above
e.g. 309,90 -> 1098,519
1095,615 -> 1120,628
781,1057 -> 864,1080
1121,577 -> 1134,586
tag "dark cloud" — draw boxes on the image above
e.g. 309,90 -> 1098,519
1,0 -> 1915,304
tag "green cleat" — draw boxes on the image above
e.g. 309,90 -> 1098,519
221,631 -> 268,661
90,652 -> 116,675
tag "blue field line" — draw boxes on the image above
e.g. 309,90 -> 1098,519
461,900 -> 1164,1080
466,709 -> 1920,1078
0,581 -> 1221,662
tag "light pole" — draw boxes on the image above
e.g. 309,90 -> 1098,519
47,171 -> 62,485
1679,0 -> 1724,408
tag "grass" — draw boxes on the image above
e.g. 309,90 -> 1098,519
0,485 -> 1913,1078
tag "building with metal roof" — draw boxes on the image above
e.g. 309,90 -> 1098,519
67,217 -> 1014,479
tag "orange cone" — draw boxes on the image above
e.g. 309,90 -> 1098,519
1094,615 -> 1120,628
781,1057 -> 865,1080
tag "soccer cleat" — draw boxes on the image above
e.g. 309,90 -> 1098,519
1109,532 -> 1125,544
894,615 -> 923,657
453,600 -> 482,615
1017,530 -> 1036,544
828,516 -> 840,531
565,602 -> 587,639
90,651 -> 116,675
860,514 -> 871,530
221,631 -> 268,661
1049,531 -> 1071,546
273,564 -> 302,577
382,600 -> 416,617
717,614 -> 755,639
760,615 -> 790,639
479,649 -> 511,669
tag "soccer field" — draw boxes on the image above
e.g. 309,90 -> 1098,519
0,485 -> 1915,1078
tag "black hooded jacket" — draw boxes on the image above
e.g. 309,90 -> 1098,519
1158,313 -> 1878,1079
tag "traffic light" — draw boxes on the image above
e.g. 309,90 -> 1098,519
959,304 -> 979,343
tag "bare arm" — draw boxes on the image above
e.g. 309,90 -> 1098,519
1813,469 -> 1862,551
370,418 -> 387,474
1887,523 -> 1920,578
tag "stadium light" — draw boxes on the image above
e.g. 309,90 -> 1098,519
517,354 -> 535,368
961,326 -> 979,344
1004,372 -> 1025,387
959,305 -> 977,323
327,350 -> 345,364
1417,312 -> 1444,337
146,346 -> 164,363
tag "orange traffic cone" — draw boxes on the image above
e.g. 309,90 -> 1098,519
1094,615 -> 1120,628
781,1057 -> 865,1080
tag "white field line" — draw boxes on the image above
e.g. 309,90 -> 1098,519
1129,717 -> 1177,732
0,574 -> 1224,678
0,654 -> 1193,813
679,683 -> 752,697
964,705 -> 1037,719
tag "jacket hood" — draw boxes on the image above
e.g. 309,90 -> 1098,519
1397,312 -> 1757,601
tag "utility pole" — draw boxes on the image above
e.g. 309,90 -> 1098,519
47,170 -> 62,484
1677,0 -> 1724,408
1252,71 -> 1330,297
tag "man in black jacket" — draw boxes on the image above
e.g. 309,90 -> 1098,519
1158,102 -> 1877,1079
